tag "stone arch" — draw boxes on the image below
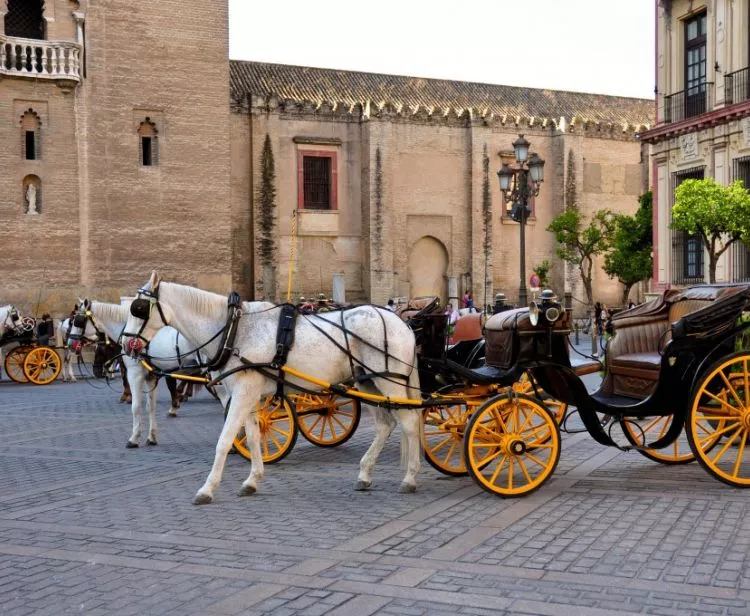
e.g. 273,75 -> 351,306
137,117 -> 159,166
22,174 -> 41,215
20,108 -> 41,160
5,0 -> 46,40
407,236 -> 449,304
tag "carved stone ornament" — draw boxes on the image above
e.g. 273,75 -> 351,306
679,133 -> 699,160
743,117 -> 750,147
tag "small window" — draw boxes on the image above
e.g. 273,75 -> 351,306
141,137 -> 152,166
20,109 -> 41,161
137,118 -> 159,167
5,0 -> 46,40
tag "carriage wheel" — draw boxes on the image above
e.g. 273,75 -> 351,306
422,404 -> 475,476
23,347 -> 62,385
464,394 -> 561,497
513,372 -> 568,424
233,396 -> 298,464
296,394 -> 362,447
687,353 -> 750,488
4,346 -> 31,383
618,413 -> 723,465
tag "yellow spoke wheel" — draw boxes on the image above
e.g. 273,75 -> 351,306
464,394 -> 561,497
296,393 -> 362,447
22,346 -> 61,385
422,403 -> 477,476
4,346 -> 31,383
513,372 -> 567,425
233,396 -> 298,464
687,352 -> 750,488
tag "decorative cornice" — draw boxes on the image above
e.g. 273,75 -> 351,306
638,100 -> 750,144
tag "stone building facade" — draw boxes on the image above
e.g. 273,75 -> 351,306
0,0 -> 231,314
0,1 -> 652,317
640,0 -> 750,290
230,62 -> 653,310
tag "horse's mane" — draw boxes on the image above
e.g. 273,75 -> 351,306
91,301 -> 129,326
163,282 -> 227,322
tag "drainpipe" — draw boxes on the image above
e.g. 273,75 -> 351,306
247,92 -> 255,300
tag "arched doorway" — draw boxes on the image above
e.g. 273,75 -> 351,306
407,236 -> 449,303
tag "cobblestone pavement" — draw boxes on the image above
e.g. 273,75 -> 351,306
2,376 -> 750,616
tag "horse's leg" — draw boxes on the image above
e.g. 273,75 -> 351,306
394,408 -> 422,493
127,368 -> 144,448
146,375 -> 159,445
166,376 -> 179,417
356,407 -> 396,490
120,366 -> 131,403
176,380 -> 187,402
238,403 -> 265,497
194,377 -> 257,505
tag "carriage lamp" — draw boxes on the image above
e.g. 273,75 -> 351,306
496,135 -> 545,307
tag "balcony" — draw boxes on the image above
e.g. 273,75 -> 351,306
725,67 -> 750,106
0,36 -> 82,85
662,82 -> 713,124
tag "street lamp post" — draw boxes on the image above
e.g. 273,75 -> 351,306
497,135 -> 545,306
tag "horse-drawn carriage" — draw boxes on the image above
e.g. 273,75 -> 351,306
1,307 -> 61,385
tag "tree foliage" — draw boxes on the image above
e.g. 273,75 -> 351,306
547,208 -> 615,307
257,134 -> 276,266
672,178 -> 750,283
603,191 -> 653,305
533,260 -> 551,288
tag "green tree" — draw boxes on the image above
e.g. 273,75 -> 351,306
672,178 -> 750,283
604,191 -> 653,305
533,260 -> 552,288
547,208 -> 615,308
257,134 -> 276,265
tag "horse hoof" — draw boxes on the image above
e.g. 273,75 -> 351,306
146,439 -> 157,446
119,396 -> 128,403
193,493 -> 213,505
126,441 -> 139,449
167,412 -> 178,419
238,484 -> 256,497
355,480 -> 371,491
398,483 -> 417,494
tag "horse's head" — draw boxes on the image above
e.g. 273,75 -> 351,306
68,298 -> 101,352
122,271 -> 171,357
0,305 -> 17,336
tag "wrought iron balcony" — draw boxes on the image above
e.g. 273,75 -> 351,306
725,67 -> 750,106
0,36 -> 82,83
662,82 -> 713,124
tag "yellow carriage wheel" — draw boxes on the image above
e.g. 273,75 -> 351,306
22,347 -> 61,385
233,396 -> 298,464
463,394 -> 561,497
513,372 -> 568,424
422,403 -> 477,476
4,346 -> 32,383
620,416 -> 698,464
296,393 -> 362,447
687,353 -> 750,488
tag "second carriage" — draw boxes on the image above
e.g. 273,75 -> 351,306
1,309 -> 62,385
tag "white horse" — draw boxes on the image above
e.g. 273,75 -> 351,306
71,299 -> 219,447
57,315 -> 82,382
0,305 -> 17,378
122,272 -> 422,505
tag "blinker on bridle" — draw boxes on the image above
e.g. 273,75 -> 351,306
123,284 -> 169,351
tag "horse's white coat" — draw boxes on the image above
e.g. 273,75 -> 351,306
70,300 -> 216,446
0,305 -> 15,378
122,273 -> 422,504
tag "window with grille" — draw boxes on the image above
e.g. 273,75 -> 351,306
684,12 -> 707,117
296,150 -> 337,210
5,0 -> 46,40
730,157 -> 750,281
671,166 -> 705,284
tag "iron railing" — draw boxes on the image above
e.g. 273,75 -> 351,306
725,67 -> 750,106
730,156 -> 750,282
663,82 -> 713,124
671,167 -> 705,285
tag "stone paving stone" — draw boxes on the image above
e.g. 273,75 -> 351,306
3,381 -> 750,615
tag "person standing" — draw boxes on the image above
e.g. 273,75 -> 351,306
386,299 -> 397,312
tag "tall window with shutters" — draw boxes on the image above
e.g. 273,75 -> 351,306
297,150 -> 338,210
20,109 -> 41,161
137,118 -> 159,167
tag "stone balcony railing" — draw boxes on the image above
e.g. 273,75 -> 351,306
0,36 -> 82,84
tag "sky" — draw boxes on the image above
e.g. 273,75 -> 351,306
229,0 -> 655,101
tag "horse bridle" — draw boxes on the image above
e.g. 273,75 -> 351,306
69,306 -> 107,347
123,285 -> 170,349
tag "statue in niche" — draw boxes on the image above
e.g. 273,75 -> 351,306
26,183 -> 38,215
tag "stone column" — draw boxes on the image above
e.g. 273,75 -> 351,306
448,276 -> 458,307
332,272 -> 346,304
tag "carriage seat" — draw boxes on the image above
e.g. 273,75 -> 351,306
607,288 -> 719,398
